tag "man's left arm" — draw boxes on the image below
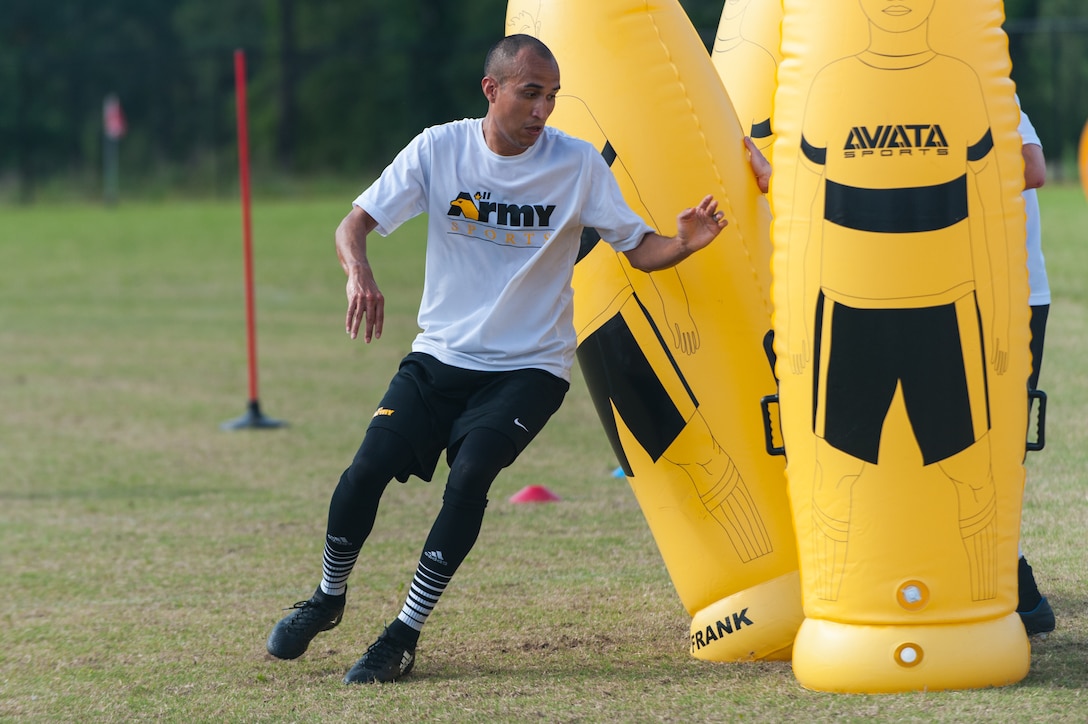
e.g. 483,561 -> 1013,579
623,195 -> 727,272
622,137 -> 770,272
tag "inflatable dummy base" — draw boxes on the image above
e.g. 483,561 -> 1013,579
792,614 -> 1030,693
690,572 -> 800,661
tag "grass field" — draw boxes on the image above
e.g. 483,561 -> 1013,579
1,186 -> 1085,722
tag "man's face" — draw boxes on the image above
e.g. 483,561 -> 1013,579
482,49 -> 560,156
859,0 -> 935,33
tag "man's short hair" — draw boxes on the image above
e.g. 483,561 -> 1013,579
483,34 -> 556,84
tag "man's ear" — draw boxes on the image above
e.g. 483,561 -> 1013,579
481,76 -> 498,103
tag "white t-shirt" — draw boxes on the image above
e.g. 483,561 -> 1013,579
1017,98 -> 1050,305
354,118 -> 653,381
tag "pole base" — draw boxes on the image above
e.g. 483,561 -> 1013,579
221,400 -> 286,430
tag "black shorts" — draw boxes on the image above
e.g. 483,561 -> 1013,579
577,295 -> 695,475
813,293 -> 990,465
368,352 -> 570,481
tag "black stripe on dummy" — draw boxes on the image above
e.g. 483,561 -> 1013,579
824,175 -> 968,234
576,141 -> 618,263
751,118 -> 773,141
968,129 -> 994,163
577,304 -> 692,474
802,134 -> 827,165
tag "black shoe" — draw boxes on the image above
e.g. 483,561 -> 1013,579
1016,557 -> 1055,636
343,626 -> 416,684
1019,596 -> 1056,636
266,588 -> 345,660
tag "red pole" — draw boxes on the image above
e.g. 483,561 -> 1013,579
222,49 -> 283,429
235,49 -> 259,404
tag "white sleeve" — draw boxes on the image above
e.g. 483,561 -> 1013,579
1015,94 -> 1042,148
353,130 -> 431,236
580,153 -> 653,253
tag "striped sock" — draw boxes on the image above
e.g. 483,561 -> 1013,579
396,560 -> 453,634
320,537 -> 360,597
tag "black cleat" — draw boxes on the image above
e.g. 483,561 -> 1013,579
1016,557 -> 1055,637
1019,596 -> 1056,637
267,588 -> 345,660
343,626 -> 416,684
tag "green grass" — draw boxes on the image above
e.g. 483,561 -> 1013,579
1,187 -> 1086,722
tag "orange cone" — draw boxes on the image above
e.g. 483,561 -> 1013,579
509,485 -> 561,503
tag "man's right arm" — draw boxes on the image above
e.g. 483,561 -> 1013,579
1022,143 -> 1046,191
336,205 -> 385,342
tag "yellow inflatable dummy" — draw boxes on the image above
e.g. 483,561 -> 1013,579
1080,119 -> 1088,202
505,0 -> 803,661
771,0 -> 1031,692
711,0 -> 783,158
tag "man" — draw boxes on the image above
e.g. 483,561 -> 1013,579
265,34 -> 758,685
1016,100 -> 1055,636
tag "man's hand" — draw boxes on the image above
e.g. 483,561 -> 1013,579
744,136 -> 772,194
345,263 -> 384,342
336,206 -> 384,342
675,194 -> 728,254
624,196 -> 727,272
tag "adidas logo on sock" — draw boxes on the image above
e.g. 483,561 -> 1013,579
424,550 -> 447,565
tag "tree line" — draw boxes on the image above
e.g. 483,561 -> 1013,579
1,0 -> 1085,202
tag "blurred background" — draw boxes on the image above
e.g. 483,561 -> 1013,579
1,0 -> 1085,204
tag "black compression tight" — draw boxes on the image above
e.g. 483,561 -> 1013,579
393,428 -> 515,638
324,426 -> 515,570
420,427 -> 516,572
1028,304 -> 1049,392
325,427 -> 409,547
